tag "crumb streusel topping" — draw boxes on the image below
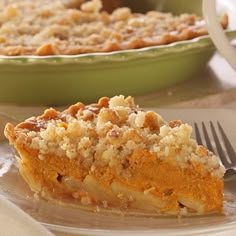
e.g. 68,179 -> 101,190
0,0 -> 228,56
12,95 -> 225,178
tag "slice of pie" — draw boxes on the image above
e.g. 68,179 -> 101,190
4,95 -> 225,215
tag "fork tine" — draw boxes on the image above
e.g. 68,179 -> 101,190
210,121 -> 229,167
194,123 -> 203,145
217,121 -> 236,165
202,122 -> 214,152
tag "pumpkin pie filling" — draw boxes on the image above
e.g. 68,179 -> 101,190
4,95 -> 225,215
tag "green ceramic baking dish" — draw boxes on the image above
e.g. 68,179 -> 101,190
0,0 -> 235,105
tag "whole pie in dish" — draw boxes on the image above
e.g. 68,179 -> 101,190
4,95 -> 225,215
0,0 -> 228,56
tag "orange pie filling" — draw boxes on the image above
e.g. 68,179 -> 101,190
4,96 -> 225,215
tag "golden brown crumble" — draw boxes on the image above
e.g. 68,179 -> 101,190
6,95 -> 225,178
0,0 -> 228,56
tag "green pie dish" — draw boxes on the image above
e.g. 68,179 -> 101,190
0,0 -> 235,105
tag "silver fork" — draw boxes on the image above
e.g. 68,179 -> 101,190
194,121 -> 236,176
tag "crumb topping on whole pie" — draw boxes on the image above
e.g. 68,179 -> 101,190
0,0 -> 228,56
5,95 -> 225,215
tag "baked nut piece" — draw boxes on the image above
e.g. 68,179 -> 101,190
4,95 -> 225,215
0,0 -> 228,56
62,0 -> 122,12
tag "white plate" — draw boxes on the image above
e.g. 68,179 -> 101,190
0,195 -> 53,236
0,109 -> 236,236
